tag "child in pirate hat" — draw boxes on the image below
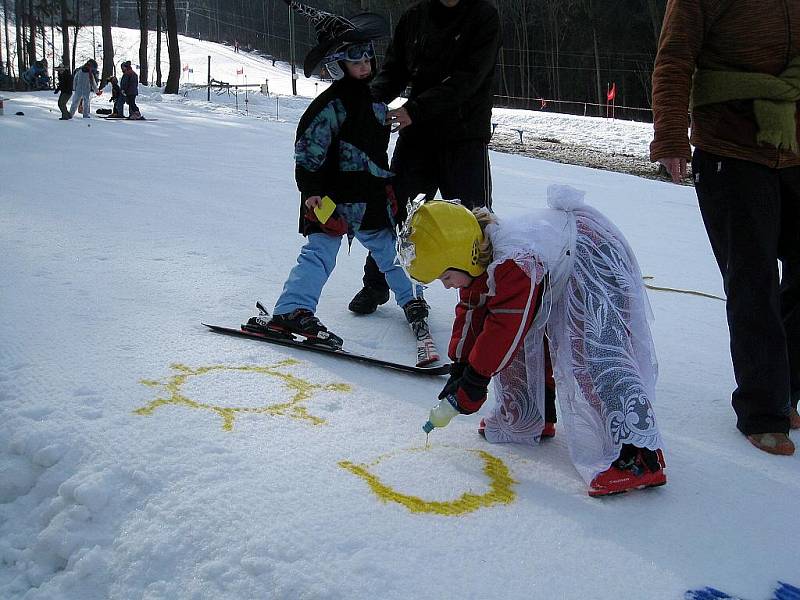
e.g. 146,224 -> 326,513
245,1 -> 439,366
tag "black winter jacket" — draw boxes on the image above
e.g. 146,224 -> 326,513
294,76 -> 392,235
121,72 -> 139,97
56,70 -> 73,93
371,0 -> 501,142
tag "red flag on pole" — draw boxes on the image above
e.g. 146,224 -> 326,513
606,82 -> 617,102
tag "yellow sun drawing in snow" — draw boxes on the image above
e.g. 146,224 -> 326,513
339,446 -> 516,516
136,360 -> 351,431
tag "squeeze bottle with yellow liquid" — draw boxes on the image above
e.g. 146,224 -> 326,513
422,395 -> 460,433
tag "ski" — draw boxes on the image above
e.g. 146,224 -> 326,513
102,117 -> 158,121
202,323 -> 451,376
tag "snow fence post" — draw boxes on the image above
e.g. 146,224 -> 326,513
207,56 -> 211,102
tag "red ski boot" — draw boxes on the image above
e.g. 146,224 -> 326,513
588,445 -> 667,497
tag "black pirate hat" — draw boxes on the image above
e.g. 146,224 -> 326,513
283,0 -> 389,77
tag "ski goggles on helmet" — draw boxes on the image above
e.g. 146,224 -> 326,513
328,41 -> 375,63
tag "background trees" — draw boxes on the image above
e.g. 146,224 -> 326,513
99,0 -> 112,82
0,0 -> 668,119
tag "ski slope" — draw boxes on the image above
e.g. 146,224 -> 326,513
1,32 -> 798,600
7,25 -> 655,156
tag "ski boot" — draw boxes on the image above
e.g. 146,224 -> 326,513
243,302 -> 343,349
348,285 -> 390,315
588,444 -> 666,497
403,298 -> 440,367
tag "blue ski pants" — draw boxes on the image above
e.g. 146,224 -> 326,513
274,229 -> 421,315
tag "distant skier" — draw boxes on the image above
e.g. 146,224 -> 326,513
69,59 -> 101,119
245,0 -> 438,365
107,75 -> 124,117
400,186 -> 667,496
120,61 -> 142,120
54,64 -> 73,120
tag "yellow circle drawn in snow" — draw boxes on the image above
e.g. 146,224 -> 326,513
135,360 -> 351,431
339,446 -> 516,516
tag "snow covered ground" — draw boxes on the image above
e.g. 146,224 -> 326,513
1,30 -> 798,600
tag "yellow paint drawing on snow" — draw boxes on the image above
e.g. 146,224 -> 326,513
136,360 -> 351,431
339,446 -> 517,516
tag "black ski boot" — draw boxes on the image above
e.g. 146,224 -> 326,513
402,298 -> 430,324
244,302 -> 343,349
243,301 -> 273,334
402,298 -> 440,366
348,286 -> 390,315
268,310 -> 343,349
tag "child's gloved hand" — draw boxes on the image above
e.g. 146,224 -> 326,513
452,365 -> 490,414
304,195 -> 322,210
304,204 -> 347,236
438,363 -> 466,399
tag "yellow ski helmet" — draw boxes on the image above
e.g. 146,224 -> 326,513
398,200 -> 486,284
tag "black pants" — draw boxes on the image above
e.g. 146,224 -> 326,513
58,92 -> 71,118
126,95 -> 139,115
693,149 -> 800,434
362,135 -> 493,290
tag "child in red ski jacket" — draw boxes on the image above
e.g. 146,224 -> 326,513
399,185 -> 667,497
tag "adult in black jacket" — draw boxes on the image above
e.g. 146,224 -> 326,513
54,65 -> 73,120
350,0 -> 502,315
120,61 -> 142,119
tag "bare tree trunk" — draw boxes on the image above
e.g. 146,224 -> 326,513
100,0 -> 113,83
163,0 -> 180,93
155,0 -> 162,86
71,0 -> 79,72
592,26 -> 602,115
581,0 -> 604,116
1,0 -> 8,78
59,0 -> 69,69
50,12 -> 54,82
15,0 -> 25,80
644,0 -> 664,43
138,0 -> 149,85
0,1 -> 3,77
26,0 -> 35,67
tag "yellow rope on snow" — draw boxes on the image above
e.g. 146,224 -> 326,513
642,276 -> 725,301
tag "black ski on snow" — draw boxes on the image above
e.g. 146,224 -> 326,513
101,116 -> 158,121
202,323 -> 451,376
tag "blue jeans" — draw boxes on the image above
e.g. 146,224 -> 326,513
114,95 -> 125,115
274,229 -> 421,315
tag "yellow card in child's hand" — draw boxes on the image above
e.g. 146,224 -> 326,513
314,196 -> 336,224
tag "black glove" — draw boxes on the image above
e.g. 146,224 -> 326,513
438,363 -> 466,400
453,365 -> 491,414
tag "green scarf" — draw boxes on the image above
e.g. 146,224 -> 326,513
691,55 -> 800,154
